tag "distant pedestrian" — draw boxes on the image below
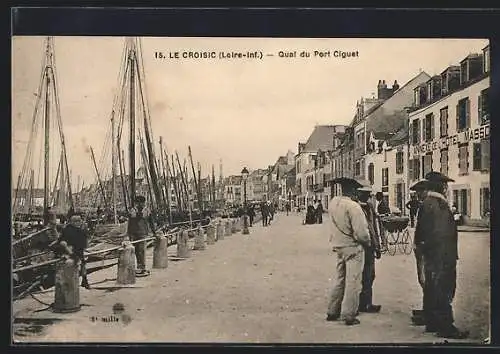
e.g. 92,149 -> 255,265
261,201 -> 269,226
406,194 -> 421,228
416,171 -> 468,339
268,201 -> 275,224
326,177 -> 371,326
305,202 -> 316,225
285,201 -> 291,216
316,200 -> 324,224
248,205 -> 255,226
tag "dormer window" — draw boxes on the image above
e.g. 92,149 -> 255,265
460,60 -> 469,85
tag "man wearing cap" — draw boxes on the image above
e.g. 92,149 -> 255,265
356,183 -> 382,314
54,214 -> 90,288
326,177 -> 371,326
126,195 -> 156,276
416,171 -> 468,339
409,179 -> 430,326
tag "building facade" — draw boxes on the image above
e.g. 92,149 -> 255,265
408,45 -> 490,226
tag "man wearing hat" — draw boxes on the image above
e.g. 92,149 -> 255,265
409,179 -> 430,326
126,195 -> 156,276
356,182 -> 382,314
54,214 -> 90,288
326,177 -> 371,326
416,171 -> 468,339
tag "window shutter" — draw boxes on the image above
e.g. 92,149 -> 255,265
478,94 -> 483,125
416,159 -> 420,180
409,122 -> 413,144
480,188 -> 484,218
481,139 -> 490,171
466,98 -> 471,129
466,144 -> 470,173
431,114 -> 435,140
456,103 -> 460,131
466,189 -> 471,217
408,158 -> 414,182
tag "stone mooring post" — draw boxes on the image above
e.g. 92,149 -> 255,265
207,224 -> 216,244
217,220 -> 225,240
52,257 -> 81,313
193,225 -> 206,250
117,242 -> 136,285
153,234 -> 169,269
177,230 -> 191,258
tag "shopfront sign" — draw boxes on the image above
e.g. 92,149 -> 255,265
412,123 -> 489,155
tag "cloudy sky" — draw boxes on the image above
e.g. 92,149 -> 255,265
12,37 -> 488,189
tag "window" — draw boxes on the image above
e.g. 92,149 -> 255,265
456,97 -> 470,132
424,113 -> 435,142
478,89 -> 490,125
382,168 -> 389,189
440,107 -> 448,137
368,163 -> 374,185
480,187 -> 490,218
473,139 -> 490,172
355,161 -> 361,176
460,61 -> 468,85
408,158 -> 420,182
458,143 -> 469,175
395,151 -> 404,174
440,149 -> 448,176
422,153 -> 433,178
384,149 -> 387,162
411,119 -> 421,145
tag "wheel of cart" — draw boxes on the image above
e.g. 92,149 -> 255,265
381,216 -> 412,256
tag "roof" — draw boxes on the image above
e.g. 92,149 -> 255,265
276,156 -> 288,165
387,124 -> 409,146
302,125 -> 337,152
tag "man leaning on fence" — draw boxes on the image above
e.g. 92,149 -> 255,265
126,195 -> 155,276
326,177 -> 371,326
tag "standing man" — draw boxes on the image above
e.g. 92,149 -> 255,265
410,179 -> 430,326
316,200 -> 324,224
326,177 -> 371,326
416,171 -> 468,339
406,194 -> 421,228
356,184 -> 382,314
54,214 -> 90,289
261,201 -> 269,227
126,195 -> 155,276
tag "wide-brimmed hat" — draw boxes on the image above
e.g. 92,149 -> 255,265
357,185 -> 373,193
330,177 -> 363,188
425,171 -> 455,183
410,179 -> 429,191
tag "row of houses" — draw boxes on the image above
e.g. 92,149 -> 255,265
289,44 -> 490,226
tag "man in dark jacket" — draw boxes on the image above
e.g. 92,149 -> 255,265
316,200 -> 324,224
126,195 -> 155,276
415,171 -> 468,339
261,201 -> 269,226
356,185 -> 382,313
55,214 -> 90,288
406,194 -> 421,228
409,179 -> 430,326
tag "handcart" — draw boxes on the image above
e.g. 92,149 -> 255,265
380,215 -> 413,256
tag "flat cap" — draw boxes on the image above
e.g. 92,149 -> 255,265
425,171 -> 455,183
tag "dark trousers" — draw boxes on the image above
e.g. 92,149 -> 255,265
249,215 -> 254,226
359,248 -> 376,309
262,214 -> 268,226
423,260 -> 457,330
130,234 -> 146,271
317,213 -> 323,224
410,212 -> 417,227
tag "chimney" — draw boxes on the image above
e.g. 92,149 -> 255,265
393,80 -> 400,91
382,80 -> 387,88
377,80 -> 384,99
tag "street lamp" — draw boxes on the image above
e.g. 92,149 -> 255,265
241,167 -> 250,235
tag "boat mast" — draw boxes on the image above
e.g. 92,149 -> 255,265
128,42 -> 136,208
111,111 -> 118,224
43,51 -> 51,223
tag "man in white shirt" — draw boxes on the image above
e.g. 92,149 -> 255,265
326,177 -> 371,326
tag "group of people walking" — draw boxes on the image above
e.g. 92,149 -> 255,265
325,171 -> 468,339
305,200 -> 324,225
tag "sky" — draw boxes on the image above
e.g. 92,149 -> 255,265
12,37 -> 488,190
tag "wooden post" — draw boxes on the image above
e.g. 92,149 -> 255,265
206,224 -> 216,245
52,258 -> 81,313
193,225 -> 206,250
153,235 -> 169,269
116,242 -> 136,285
